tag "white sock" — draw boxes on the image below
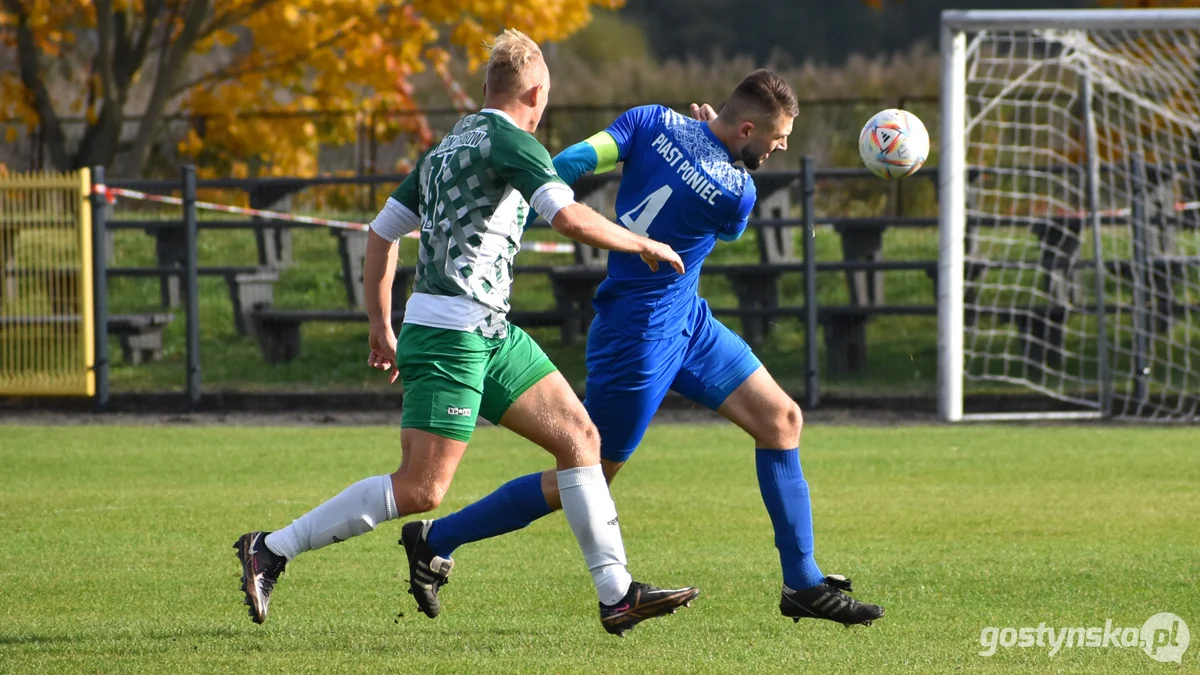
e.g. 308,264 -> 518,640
557,465 -> 632,605
264,475 -> 398,561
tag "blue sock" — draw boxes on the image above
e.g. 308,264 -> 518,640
425,472 -> 552,558
756,448 -> 825,590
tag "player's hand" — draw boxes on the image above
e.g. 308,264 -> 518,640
689,103 -> 718,122
639,240 -> 686,275
367,325 -> 400,384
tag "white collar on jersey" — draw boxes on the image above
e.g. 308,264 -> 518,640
480,108 -> 518,128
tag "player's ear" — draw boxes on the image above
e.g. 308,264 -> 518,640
738,121 -> 755,139
528,82 -> 543,108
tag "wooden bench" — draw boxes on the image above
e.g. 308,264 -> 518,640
247,302 -> 940,375
544,265 -> 603,346
107,313 -> 177,364
330,229 -> 424,309
709,304 -> 938,375
4,265 -> 280,337
531,260 -> 940,375
705,260 -> 937,362
0,312 -> 175,365
250,308 -> 577,365
251,310 -> 403,365
249,260 -> 941,375
106,266 -> 279,337
108,220 -> 292,309
251,262 -> 420,365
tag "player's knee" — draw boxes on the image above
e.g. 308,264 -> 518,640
559,402 -> 599,451
753,399 -> 802,448
782,401 -> 803,442
541,411 -> 601,466
393,480 -> 447,514
572,418 -> 602,461
408,488 -> 445,514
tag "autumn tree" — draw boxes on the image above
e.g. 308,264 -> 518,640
0,0 -> 621,177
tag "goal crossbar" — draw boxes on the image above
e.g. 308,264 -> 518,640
943,9 -> 1200,31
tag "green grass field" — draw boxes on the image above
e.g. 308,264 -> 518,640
2,423 -> 1198,673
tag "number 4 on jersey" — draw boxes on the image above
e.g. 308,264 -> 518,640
618,185 -> 673,236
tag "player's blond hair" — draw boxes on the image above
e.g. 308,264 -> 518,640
485,29 -> 545,96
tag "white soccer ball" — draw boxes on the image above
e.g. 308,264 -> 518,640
858,109 -> 930,180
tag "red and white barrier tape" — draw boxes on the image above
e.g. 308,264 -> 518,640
98,185 -> 370,230
436,61 -> 476,113
94,185 -> 576,254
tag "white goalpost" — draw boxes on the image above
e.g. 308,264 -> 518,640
939,9 -> 1200,422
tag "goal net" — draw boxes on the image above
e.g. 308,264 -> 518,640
939,9 -> 1200,422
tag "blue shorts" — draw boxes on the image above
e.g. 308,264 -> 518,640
584,300 -> 762,463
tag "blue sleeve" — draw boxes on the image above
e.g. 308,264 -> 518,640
604,105 -> 664,162
523,141 -> 599,227
550,141 -> 598,187
717,178 -> 756,242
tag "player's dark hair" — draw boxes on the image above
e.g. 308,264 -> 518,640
724,69 -> 799,120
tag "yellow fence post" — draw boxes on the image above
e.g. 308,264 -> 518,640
79,168 -> 95,397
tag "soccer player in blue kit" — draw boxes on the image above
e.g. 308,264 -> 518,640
399,70 -> 885,629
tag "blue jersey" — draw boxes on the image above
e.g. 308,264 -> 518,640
555,105 -> 757,340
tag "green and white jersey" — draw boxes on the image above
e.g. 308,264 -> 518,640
390,109 -> 568,338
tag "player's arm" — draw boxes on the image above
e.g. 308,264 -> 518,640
551,203 -> 682,274
364,162 -> 422,382
495,128 -> 684,274
551,104 -> 659,185
521,132 -> 615,229
550,130 -> 621,186
526,105 -> 661,228
365,167 -> 421,327
718,178 -> 757,243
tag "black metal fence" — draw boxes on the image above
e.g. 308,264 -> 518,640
87,159 -> 940,410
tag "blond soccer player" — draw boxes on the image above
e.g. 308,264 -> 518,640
234,29 -> 698,636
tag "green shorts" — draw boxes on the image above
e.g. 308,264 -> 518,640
395,323 -> 558,442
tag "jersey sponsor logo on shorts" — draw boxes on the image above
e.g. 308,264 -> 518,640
446,406 -> 473,417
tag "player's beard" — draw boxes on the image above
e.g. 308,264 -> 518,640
739,144 -> 767,171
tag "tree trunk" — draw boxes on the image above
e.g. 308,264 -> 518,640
73,106 -> 126,171
73,2 -> 150,171
4,0 -> 70,169
116,0 -> 211,176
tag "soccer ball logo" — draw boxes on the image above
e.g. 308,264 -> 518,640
859,109 -> 930,180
